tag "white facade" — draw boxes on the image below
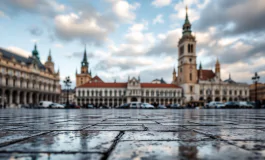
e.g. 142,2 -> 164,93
76,77 -> 183,107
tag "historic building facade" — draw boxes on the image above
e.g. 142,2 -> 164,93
250,83 -> 265,104
76,48 -> 92,87
172,7 -> 249,103
0,44 -> 61,108
60,89 -> 76,104
76,77 -> 183,107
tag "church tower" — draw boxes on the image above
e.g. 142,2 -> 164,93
215,58 -> 221,79
177,7 -> 198,102
44,49 -> 55,73
32,43 -> 40,60
76,47 -> 92,87
172,67 -> 177,84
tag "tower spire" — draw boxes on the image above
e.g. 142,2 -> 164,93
47,49 -> 52,61
199,61 -> 202,70
32,43 -> 40,60
182,6 -> 192,36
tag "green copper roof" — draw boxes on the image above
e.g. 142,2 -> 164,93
32,43 -> 40,60
182,6 -> 192,36
81,47 -> 88,67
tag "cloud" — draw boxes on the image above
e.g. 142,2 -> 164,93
28,26 -> 43,36
152,0 -> 171,8
53,12 -> 115,45
196,0 -> 265,35
0,0 -> 65,17
153,14 -> 164,24
54,43 -> 63,48
6,46 -> 31,58
147,29 -> 182,56
108,0 -> 140,23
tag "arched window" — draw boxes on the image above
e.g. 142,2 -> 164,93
190,73 -> 192,81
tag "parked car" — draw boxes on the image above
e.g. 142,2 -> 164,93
87,104 -> 94,108
119,103 -> 130,109
100,105 -> 110,109
208,101 -> 225,108
215,102 -> 225,109
170,104 -> 181,109
238,101 -> 253,108
141,103 -> 155,109
50,103 -> 64,109
157,105 -> 167,109
130,102 -> 141,109
225,102 -> 239,108
39,101 -> 53,108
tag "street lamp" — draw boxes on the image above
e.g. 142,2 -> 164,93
63,76 -> 72,107
252,72 -> 260,108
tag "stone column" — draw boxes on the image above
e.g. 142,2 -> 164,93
9,90 -> 13,107
23,92 -> 27,104
1,89 -> 5,107
16,91 -> 20,106
29,92 -> 33,104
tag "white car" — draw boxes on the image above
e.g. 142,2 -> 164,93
141,103 -> 155,109
50,103 -> 64,108
215,102 -> 225,108
39,101 -> 53,108
129,102 -> 141,108
208,101 -> 225,108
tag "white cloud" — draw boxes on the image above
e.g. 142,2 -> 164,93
54,12 -> 111,45
153,14 -> 164,24
152,0 -> 171,8
110,0 -> 140,22
6,46 -> 31,58
54,43 -> 63,48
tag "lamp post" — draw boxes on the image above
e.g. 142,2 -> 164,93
252,72 -> 260,108
63,76 -> 72,107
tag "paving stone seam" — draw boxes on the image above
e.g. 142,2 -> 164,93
0,131 -> 53,148
100,131 -> 124,160
0,151 -> 104,154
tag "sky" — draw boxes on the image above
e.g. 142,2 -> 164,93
0,0 -> 265,87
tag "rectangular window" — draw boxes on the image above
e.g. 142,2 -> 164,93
190,73 -> 192,81
190,86 -> 193,93
191,44 -> 194,53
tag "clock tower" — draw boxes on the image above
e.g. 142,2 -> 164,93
76,47 -> 92,87
177,7 -> 199,102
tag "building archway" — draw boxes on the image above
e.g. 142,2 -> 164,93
215,97 -> 220,102
222,97 -> 227,102
207,97 -> 212,103
131,97 -> 137,102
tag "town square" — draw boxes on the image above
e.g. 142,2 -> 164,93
0,0 -> 265,159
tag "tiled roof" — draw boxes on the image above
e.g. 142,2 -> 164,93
0,47 -> 46,70
141,83 -> 180,88
198,69 -> 215,80
91,75 -> 104,83
78,82 -> 181,88
78,82 -> 127,88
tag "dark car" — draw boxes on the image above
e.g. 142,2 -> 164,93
225,102 -> 239,108
157,105 -> 167,109
119,103 -> 130,109
170,104 -> 181,109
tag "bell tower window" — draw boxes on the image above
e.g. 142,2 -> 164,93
190,73 -> 192,81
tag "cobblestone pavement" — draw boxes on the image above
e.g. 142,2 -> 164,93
0,109 -> 265,160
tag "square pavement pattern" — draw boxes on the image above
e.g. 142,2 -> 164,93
0,109 -> 265,160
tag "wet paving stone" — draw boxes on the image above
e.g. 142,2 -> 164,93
1,109 -> 265,159
108,141 -> 261,160
0,131 -> 46,147
0,153 -> 103,160
121,131 -> 210,141
85,125 -> 144,131
0,131 -> 119,153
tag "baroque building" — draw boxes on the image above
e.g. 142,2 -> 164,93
0,44 -> 61,108
76,48 -> 92,87
76,76 -> 183,107
172,7 -> 249,103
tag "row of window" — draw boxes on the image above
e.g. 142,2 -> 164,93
200,89 -> 248,95
77,90 -> 182,97
1,66 -> 57,84
0,78 -> 57,91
